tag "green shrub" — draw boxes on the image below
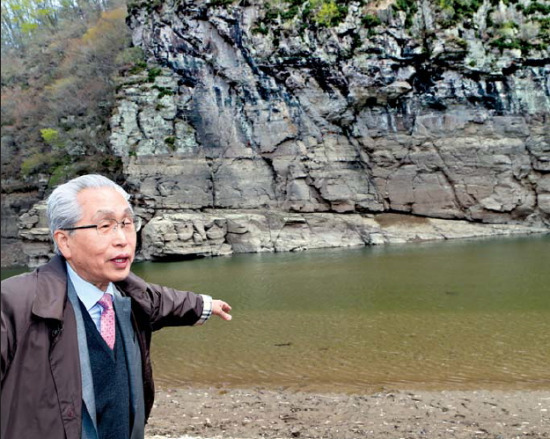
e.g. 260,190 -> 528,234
209,0 -> 235,6
265,8 -> 280,22
21,153 -> 53,176
281,5 -> 300,19
455,37 -> 468,49
129,60 -> 147,75
315,1 -> 347,27
501,21 -> 519,30
164,136 -> 176,150
394,0 -> 414,12
152,85 -> 174,99
362,14 -> 381,27
127,0 -> 162,12
525,2 -> 550,15
49,165 -> 69,188
536,17 -> 550,35
116,47 -> 147,74
40,128 -> 60,146
490,36 -> 522,51
147,67 -> 163,83
252,24 -> 270,35
438,0 -> 483,27
393,0 -> 418,28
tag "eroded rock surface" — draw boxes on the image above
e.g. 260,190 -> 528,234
105,0 -> 550,261
9,0 -> 550,266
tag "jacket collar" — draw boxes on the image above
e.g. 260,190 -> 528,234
31,254 -> 69,321
31,255 -> 148,321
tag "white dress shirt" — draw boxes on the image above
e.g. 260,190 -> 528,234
66,263 -> 115,332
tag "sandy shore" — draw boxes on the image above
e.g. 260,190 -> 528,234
145,387 -> 549,439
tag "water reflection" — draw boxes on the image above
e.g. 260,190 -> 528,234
133,236 -> 550,392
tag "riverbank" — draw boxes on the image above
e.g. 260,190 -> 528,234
6,205 -> 549,268
145,387 -> 549,439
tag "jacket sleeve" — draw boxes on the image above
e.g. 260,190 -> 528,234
1,280 -> 20,383
116,272 -> 209,331
1,303 -> 14,383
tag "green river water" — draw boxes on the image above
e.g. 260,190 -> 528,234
2,235 -> 549,392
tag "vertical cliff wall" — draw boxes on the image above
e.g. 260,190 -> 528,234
115,0 -> 549,219
105,0 -> 549,259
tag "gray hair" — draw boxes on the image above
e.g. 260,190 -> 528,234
47,174 -> 132,254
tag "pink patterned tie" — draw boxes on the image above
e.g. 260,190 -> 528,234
98,293 -> 115,349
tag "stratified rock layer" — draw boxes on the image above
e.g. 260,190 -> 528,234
12,0 -> 550,265
103,0 -> 549,261
17,202 -> 549,266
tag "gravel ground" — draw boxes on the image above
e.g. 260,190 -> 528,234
145,387 -> 550,439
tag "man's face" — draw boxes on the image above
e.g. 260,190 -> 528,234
55,187 -> 137,291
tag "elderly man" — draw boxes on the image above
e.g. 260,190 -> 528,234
1,174 -> 232,439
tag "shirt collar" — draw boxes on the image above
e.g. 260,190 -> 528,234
66,262 -> 115,312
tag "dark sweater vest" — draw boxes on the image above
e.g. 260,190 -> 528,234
80,300 -> 131,439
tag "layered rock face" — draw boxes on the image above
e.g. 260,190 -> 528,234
10,0 -> 550,266
106,0 -> 549,260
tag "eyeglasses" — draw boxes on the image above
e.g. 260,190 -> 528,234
60,217 -> 142,236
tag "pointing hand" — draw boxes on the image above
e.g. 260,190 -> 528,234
212,300 -> 232,321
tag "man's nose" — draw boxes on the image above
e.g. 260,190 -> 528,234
111,224 -> 128,244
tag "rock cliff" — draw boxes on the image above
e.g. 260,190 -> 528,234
8,0 -> 550,266
110,0 -> 549,261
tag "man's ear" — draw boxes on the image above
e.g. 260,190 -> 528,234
53,230 -> 72,259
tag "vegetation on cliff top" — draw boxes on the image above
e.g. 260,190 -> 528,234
243,0 -> 549,54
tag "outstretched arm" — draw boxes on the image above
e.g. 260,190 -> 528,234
118,272 -> 232,328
